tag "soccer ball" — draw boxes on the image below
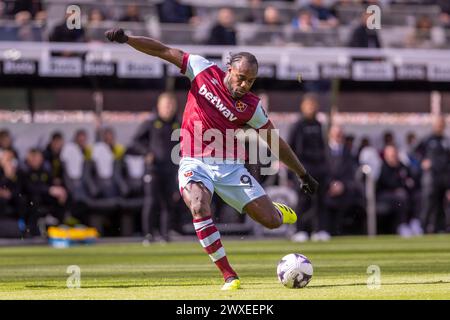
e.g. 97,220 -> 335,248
277,253 -> 313,288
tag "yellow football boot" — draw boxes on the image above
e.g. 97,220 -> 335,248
273,202 -> 297,224
221,278 -> 241,291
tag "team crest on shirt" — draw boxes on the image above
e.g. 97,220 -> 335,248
235,100 -> 248,112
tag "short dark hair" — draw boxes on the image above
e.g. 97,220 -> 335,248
28,148 -> 42,155
227,52 -> 258,70
51,131 -> 63,140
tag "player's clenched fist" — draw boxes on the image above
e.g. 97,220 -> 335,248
298,173 -> 319,195
105,28 -> 128,43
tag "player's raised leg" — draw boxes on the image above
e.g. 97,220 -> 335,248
181,181 -> 240,290
243,195 -> 297,229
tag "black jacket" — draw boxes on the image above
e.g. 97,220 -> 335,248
416,134 -> 450,178
207,25 -> 237,45
348,24 -> 381,48
128,116 -> 181,168
288,117 -> 327,176
376,162 -> 412,194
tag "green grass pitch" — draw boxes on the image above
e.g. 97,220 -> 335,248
0,235 -> 449,299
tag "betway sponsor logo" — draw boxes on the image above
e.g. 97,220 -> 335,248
198,84 -> 237,122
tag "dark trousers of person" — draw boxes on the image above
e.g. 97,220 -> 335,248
295,172 -> 328,233
26,196 -> 65,236
377,190 -> 409,234
421,173 -> 448,233
141,168 -> 177,240
325,190 -> 362,236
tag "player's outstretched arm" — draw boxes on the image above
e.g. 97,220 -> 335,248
105,28 -> 184,68
261,121 -> 319,195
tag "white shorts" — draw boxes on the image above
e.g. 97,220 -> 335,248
178,157 -> 266,213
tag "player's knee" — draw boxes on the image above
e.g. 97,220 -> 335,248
264,215 -> 282,230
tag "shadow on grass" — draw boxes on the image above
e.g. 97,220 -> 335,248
25,283 -> 211,289
25,280 -> 450,290
309,280 -> 450,289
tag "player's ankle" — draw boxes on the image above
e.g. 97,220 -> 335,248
225,275 -> 239,283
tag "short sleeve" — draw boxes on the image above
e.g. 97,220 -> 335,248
247,100 -> 269,129
181,53 -> 214,81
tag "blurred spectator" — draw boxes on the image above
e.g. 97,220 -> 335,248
207,8 -> 237,45
157,0 -> 198,24
244,0 -> 264,23
49,12 -> 85,42
348,12 -> 381,48
14,10 -> 39,41
263,6 -> 283,26
405,15 -> 445,49
325,125 -> 363,235
344,134 -> 356,159
357,136 -> 371,160
8,0 -> 44,18
435,0 -> 450,28
399,132 -> 423,235
100,127 -> 125,160
306,0 -> 339,29
416,116 -> 450,233
399,132 -> 421,184
289,94 -> 329,242
43,131 -> 65,186
376,145 -> 415,237
73,129 -> 92,160
19,148 -> 67,236
88,8 -> 106,27
34,9 -> 47,25
128,92 -> 181,241
382,130 -> 395,147
291,9 -> 319,32
119,4 -> 142,22
359,135 -> 382,181
379,130 -> 395,159
0,129 -> 19,159
0,150 -> 21,219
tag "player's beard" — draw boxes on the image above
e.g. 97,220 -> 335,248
224,74 -> 241,99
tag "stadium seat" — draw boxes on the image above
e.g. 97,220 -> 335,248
237,23 -> 287,46
287,29 -> 341,47
157,23 -> 201,45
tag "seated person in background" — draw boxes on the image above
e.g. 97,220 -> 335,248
19,149 -> 68,236
49,12 -> 85,42
376,145 -> 415,237
0,129 -> 19,159
306,0 -> 339,29
291,9 -> 320,32
348,12 -> 381,48
0,150 -> 21,219
88,8 -> 106,28
405,15 -> 445,49
43,131 -> 65,186
263,6 -> 284,26
436,0 -> 450,28
73,129 -> 92,161
100,127 -> 125,161
157,0 -> 198,25
15,10 -> 43,41
207,8 -> 237,45
243,0 -> 265,24
325,125 -> 363,235
119,4 -> 142,22
8,0 -> 44,18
